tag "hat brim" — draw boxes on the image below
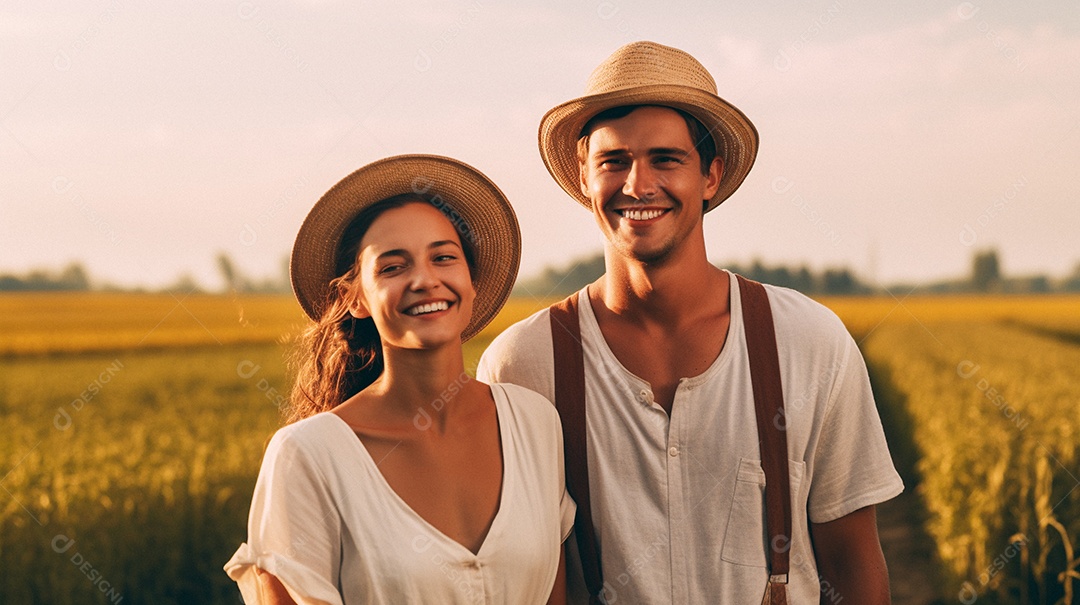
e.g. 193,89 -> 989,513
539,85 -> 759,213
290,154 -> 520,343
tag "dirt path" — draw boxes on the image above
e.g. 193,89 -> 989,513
878,487 -> 949,604
868,360 -> 951,604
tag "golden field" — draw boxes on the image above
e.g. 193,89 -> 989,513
0,291 -> 1078,603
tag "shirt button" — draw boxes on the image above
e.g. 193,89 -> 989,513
638,389 -> 650,403
668,446 -> 679,457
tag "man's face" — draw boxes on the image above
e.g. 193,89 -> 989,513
579,106 -> 721,265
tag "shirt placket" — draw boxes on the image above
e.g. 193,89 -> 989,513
666,378 -> 691,604
460,558 -> 486,604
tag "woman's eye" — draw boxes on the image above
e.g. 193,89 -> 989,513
434,254 -> 458,262
378,264 -> 404,274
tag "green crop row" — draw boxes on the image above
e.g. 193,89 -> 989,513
863,321 -> 1080,603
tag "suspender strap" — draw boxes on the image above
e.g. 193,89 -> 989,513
736,275 -> 792,605
549,293 -> 605,603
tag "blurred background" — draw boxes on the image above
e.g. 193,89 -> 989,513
2,0 -> 1078,603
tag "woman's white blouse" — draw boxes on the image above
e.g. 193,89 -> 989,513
225,383 -> 576,604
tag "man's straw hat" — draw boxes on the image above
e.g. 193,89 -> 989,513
539,41 -> 759,213
290,154 -> 520,342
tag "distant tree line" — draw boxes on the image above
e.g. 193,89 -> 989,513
215,253 -> 291,294
0,263 -> 91,291
6,249 -> 1080,296
912,248 -> 1079,294
512,253 -> 871,297
513,249 -> 1080,298
0,253 -> 291,294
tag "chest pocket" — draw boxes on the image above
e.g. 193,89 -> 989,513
721,457 -> 806,567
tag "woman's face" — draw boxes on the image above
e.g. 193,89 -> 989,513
348,202 -> 475,351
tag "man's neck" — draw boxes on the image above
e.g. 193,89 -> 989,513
592,242 -> 730,327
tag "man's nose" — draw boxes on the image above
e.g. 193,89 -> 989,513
623,160 -> 659,201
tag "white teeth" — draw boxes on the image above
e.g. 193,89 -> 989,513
623,209 -> 665,221
407,301 -> 450,316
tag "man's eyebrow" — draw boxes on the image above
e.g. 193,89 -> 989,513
648,146 -> 694,157
589,147 -> 629,159
589,146 -> 694,158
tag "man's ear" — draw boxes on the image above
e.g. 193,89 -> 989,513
704,156 -> 724,199
579,162 -> 590,199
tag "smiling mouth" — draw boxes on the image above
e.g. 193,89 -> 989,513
405,301 -> 451,316
617,208 -> 669,221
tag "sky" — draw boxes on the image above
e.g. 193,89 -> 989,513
2,0 -> 1078,290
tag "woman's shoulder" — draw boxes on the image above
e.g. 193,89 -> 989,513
264,413 -> 348,460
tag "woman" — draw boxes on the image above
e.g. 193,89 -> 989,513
225,155 -> 574,604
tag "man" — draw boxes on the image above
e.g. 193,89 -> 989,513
478,41 -> 903,604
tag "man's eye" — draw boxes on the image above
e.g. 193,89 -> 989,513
599,158 -> 626,168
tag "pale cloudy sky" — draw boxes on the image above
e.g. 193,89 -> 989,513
2,0 -> 1078,289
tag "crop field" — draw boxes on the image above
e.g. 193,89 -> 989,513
0,292 -> 1077,603
825,293 -> 1080,602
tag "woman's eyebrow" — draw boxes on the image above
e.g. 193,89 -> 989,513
374,249 -> 408,261
429,240 -> 463,250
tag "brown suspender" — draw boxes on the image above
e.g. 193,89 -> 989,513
549,293 -> 606,604
738,274 -> 792,605
548,275 -> 791,605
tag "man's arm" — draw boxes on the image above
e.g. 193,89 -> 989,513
809,504 -> 890,604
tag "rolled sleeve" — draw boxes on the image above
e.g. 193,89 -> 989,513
224,430 -> 344,605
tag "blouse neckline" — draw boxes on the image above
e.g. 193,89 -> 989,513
319,383 -> 511,559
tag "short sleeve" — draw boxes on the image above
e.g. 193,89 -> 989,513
807,337 -> 904,523
224,429 -> 344,605
476,309 -> 557,403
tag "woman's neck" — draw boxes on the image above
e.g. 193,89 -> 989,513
363,343 -> 473,430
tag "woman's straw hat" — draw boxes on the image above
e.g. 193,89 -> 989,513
539,41 -> 759,213
290,154 -> 521,342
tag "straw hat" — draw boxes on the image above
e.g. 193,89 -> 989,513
290,154 -> 521,342
539,41 -> 759,213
